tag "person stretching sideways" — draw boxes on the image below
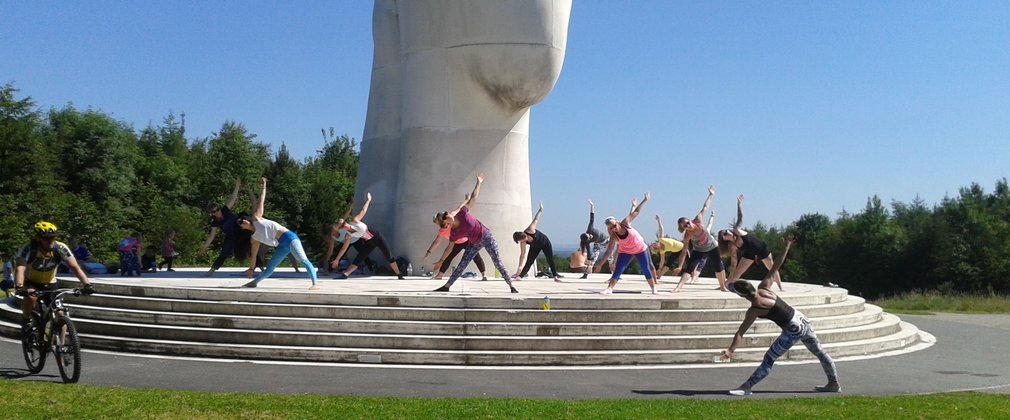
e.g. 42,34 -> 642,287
673,186 -> 728,292
720,234 -> 840,396
512,202 -> 562,282
718,194 -> 782,290
594,193 -> 658,295
432,173 -> 517,293
239,178 -> 319,290
329,192 -> 405,279
423,194 -> 489,281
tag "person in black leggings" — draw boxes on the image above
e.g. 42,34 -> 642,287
717,194 -> 782,290
512,202 -> 562,282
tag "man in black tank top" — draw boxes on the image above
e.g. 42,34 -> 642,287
719,235 -> 840,396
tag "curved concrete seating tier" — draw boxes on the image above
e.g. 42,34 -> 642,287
0,269 -> 929,367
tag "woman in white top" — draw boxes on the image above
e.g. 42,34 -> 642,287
238,178 -> 319,290
330,192 -> 404,279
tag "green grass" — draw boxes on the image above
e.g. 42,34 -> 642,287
872,291 -> 1010,315
1,380 -> 1008,419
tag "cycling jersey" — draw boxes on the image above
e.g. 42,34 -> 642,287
16,241 -> 73,284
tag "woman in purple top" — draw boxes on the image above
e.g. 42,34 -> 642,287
432,173 -> 517,293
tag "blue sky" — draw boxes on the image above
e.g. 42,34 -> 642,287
4,1 -> 1009,247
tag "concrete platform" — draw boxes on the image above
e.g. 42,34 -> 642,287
0,268 -> 932,367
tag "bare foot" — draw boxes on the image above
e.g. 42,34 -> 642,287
308,285 -> 320,291
202,271 -> 214,278
554,277 -> 563,283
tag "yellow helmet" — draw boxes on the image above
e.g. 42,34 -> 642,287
33,221 -> 59,237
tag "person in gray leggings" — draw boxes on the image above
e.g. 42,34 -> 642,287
719,234 -> 840,396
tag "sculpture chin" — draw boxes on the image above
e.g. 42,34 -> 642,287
462,45 -> 566,112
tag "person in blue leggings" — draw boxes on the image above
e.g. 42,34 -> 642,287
238,177 -> 319,290
719,234 -> 840,395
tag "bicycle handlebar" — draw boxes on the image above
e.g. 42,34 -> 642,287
27,288 -> 83,299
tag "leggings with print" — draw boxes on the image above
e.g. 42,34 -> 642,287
251,231 -> 318,285
438,242 -> 486,274
444,230 -> 513,288
742,311 -> 838,389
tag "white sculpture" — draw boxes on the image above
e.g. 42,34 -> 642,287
355,0 -> 571,273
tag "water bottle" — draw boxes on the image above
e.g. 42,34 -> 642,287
541,296 -> 551,311
44,319 -> 53,342
407,263 -> 413,277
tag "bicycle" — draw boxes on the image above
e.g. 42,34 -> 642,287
20,287 -> 87,383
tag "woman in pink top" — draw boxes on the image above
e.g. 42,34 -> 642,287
423,194 -> 488,280
594,192 -> 658,294
432,173 -> 517,293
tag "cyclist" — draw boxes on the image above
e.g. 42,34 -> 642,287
14,221 -> 96,337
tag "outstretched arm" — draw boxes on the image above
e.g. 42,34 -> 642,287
706,210 -> 716,233
656,215 -> 665,239
252,177 -> 267,219
449,194 -> 470,216
733,194 -> 748,236
722,308 -> 760,360
622,192 -> 650,225
353,192 -> 373,222
330,233 -> 354,269
424,233 -> 445,260
694,185 -> 715,221
594,232 -> 619,273
225,178 -> 241,209
464,173 -> 485,208
586,199 -> 595,233
526,202 -> 544,233
758,234 -> 795,290
340,199 -> 356,221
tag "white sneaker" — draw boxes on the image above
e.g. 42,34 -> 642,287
600,288 -> 613,295
728,388 -> 752,396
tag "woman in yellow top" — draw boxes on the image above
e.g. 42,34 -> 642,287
649,215 -> 684,279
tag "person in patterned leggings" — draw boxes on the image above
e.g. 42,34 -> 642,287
432,173 -> 517,293
719,234 -> 840,396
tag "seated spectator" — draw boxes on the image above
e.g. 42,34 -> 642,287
142,245 -> 158,272
1,250 -> 14,297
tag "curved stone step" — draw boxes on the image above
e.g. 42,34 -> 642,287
0,316 -> 921,366
45,293 -> 867,323
54,301 -> 884,337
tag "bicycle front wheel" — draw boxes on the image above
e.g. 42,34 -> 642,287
53,317 -> 82,384
21,314 -> 46,374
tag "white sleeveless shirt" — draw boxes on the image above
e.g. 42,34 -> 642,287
252,218 -> 284,247
346,221 -> 373,241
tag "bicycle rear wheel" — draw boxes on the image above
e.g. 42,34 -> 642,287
21,314 -> 46,374
53,317 -> 82,384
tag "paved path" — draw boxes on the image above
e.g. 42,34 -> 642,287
1,312 -> 1006,399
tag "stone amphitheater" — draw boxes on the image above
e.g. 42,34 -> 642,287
0,268 -> 931,367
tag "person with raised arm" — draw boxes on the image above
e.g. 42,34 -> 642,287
649,215 -> 684,280
720,234 -> 840,396
594,193 -> 658,295
432,173 -> 518,293
238,178 -> 319,290
578,199 -> 609,279
423,194 -> 489,281
329,192 -> 404,279
199,179 -> 243,277
718,194 -> 782,290
512,202 -> 562,282
672,186 -> 729,292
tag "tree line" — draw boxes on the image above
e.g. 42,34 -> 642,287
3,83 -> 1008,298
0,83 -> 356,265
